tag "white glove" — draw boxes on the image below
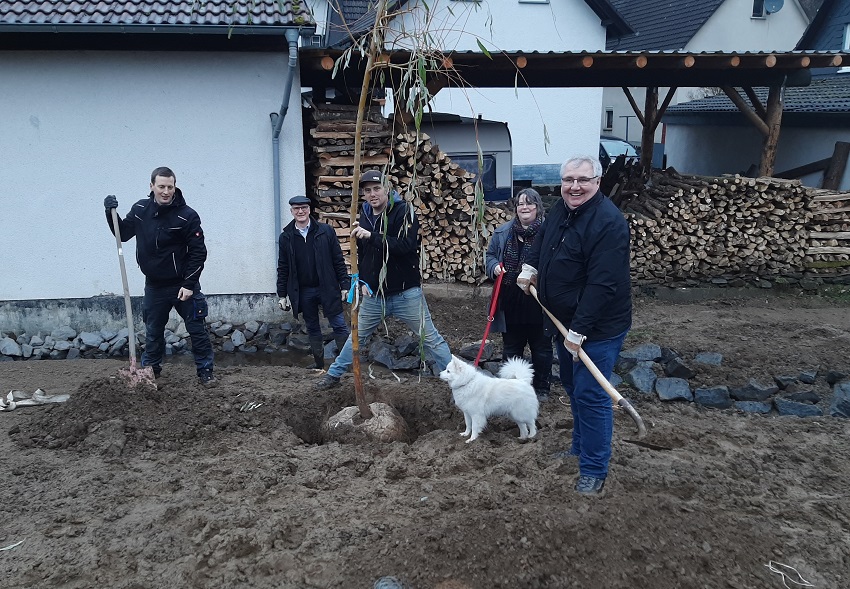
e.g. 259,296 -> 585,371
341,289 -> 348,302
278,297 -> 291,311
492,264 -> 504,277
516,263 -> 538,293
564,329 -> 586,360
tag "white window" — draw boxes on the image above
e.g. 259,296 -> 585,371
603,108 -> 614,131
752,0 -> 765,18
841,24 -> 850,73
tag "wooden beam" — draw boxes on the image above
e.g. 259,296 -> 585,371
822,141 -> 850,190
775,157 -> 831,179
759,84 -> 783,177
641,86 -> 658,174
652,87 -> 677,133
622,87 -> 646,126
742,87 -> 767,120
722,86 -> 769,136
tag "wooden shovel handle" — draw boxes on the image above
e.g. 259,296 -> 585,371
528,285 -> 646,438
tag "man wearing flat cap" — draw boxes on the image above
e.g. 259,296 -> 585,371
315,170 -> 452,389
277,195 -> 351,369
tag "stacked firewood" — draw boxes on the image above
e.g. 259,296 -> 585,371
619,171 -> 812,284
804,188 -> 850,281
305,103 -> 511,283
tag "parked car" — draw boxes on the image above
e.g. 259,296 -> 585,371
599,135 -> 639,170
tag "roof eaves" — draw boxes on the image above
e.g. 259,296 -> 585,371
584,0 -> 633,38
0,23 -> 315,35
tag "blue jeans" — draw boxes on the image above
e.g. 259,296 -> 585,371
556,329 -> 628,479
141,284 -> 214,375
327,286 -> 452,378
299,286 -> 350,339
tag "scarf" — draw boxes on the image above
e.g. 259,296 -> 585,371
502,216 -> 543,285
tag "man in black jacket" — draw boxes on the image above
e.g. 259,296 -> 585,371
277,195 -> 351,369
315,170 -> 452,389
104,166 -> 216,387
518,155 -> 632,497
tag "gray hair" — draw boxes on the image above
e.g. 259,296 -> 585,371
560,156 -> 602,179
512,187 -> 545,220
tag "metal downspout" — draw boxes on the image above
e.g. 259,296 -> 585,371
270,28 -> 301,240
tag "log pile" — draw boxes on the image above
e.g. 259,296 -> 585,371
305,103 -> 512,283
804,188 -> 850,282
618,171 -> 812,285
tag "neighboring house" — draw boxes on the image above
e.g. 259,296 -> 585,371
0,2 -> 315,308
314,0 -> 632,180
602,0 -> 812,146
662,0 -> 850,189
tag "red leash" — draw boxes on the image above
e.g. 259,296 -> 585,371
474,264 -> 505,367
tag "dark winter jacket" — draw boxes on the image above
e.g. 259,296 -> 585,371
525,191 -> 632,340
277,220 -> 351,317
358,193 -> 421,296
106,188 -> 206,290
485,219 -> 545,332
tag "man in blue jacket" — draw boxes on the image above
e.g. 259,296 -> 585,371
104,166 -> 216,387
518,155 -> 632,497
277,195 -> 351,370
315,170 -> 452,389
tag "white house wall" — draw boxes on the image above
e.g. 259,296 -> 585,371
666,123 -> 850,189
385,0 -> 607,166
0,50 -> 305,302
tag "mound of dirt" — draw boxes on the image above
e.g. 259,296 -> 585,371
1,291 -> 849,589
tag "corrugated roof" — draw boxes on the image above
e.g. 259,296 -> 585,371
607,0 -> 726,51
0,1 -> 314,27
665,75 -> 850,113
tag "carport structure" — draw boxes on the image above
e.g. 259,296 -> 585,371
300,48 -> 847,177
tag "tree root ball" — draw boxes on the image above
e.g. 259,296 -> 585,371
322,402 -> 409,444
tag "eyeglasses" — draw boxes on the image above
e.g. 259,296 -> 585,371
561,176 -> 599,186
291,205 -> 310,211
516,201 -> 535,209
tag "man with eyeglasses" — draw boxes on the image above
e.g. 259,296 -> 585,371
315,170 -> 452,389
517,155 -> 632,497
277,195 -> 351,370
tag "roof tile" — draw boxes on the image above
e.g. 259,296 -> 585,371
0,1 -> 314,27
666,75 -> 850,114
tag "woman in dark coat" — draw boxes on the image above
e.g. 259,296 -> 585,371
485,188 -> 553,398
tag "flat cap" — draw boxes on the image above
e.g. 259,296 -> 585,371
289,195 -> 311,205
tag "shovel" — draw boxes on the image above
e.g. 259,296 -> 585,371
109,207 -> 156,388
529,285 -> 646,439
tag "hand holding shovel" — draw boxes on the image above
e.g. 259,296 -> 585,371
107,199 -> 156,389
529,285 -> 646,438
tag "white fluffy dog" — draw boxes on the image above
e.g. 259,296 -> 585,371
439,355 -> 539,443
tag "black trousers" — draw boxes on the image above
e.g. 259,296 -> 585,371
141,284 -> 214,375
502,323 -> 553,392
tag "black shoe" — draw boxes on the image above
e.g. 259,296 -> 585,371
152,367 -> 162,379
315,374 -> 341,390
534,388 -> 550,401
575,475 -> 606,496
199,369 -> 218,388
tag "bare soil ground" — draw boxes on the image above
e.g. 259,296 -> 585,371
1,289 -> 849,589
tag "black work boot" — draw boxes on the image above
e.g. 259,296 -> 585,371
308,336 -> 325,370
334,335 -> 349,357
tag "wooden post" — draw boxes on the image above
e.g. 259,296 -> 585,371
641,86 -> 658,174
823,141 -> 850,190
759,84 -> 783,177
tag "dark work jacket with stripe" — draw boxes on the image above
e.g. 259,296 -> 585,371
106,188 -> 207,290
524,191 -> 632,340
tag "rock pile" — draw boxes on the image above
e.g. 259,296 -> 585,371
613,342 -> 849,418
